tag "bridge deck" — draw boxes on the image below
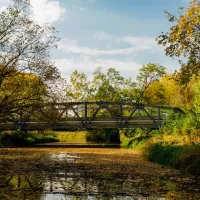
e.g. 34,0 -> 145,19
0,102 -> 183,131
1,119 -> 161,130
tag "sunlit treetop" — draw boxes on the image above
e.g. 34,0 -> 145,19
157,0 -> 200,84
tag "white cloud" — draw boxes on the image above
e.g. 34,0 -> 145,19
93,31 -> 114,40
122,36 -> 157,51
93,32 -> 160,51
30,0 -> 66,24
54,57 -> 141,80
58,36 -> 158,56
0,0 -> 66,24
0,0 -> 9,11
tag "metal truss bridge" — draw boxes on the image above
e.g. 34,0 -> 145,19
0,102 -> 184,131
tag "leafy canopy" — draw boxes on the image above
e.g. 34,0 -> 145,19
136,63 -> 166,102
0,0 -> 61,119
157,0 -> 200,84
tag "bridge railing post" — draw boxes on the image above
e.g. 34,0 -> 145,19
84,102 -> 87,129
120,103 -> 123,124
158,107 -> 161,125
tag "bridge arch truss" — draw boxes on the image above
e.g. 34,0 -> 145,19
0,102 -> 184,131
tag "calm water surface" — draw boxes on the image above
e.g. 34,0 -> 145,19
0,148 -> 200,200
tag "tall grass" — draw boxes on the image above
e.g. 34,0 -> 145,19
143,141 -> 200,174
53,131 -> 87,143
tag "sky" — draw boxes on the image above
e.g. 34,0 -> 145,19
0,0 -> 189,80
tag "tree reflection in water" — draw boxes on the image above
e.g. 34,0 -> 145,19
0,175 -> 43,200
0,150 -> 200,200
0,168 -> 199,200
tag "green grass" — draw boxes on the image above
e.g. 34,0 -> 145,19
120,131 -> 152,149
142,140 -> 200,175
0,130 -> 59,147
53,131 -> 87,143
120,129 -> 200,175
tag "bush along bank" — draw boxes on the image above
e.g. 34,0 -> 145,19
0,129 -> 59,147
120,111 -> 200,175
121,130 -> 200,175
143,142 -> 200,175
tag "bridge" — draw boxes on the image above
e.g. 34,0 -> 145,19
0,102 -> 184,131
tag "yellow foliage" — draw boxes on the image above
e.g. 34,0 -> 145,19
143,73 -> 200,110
0,70 -> 47,105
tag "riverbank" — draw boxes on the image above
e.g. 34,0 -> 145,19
34,142 -> 120,148
0,147 -> 200,199
1,129 -> 200,176
122,133 -> 200,175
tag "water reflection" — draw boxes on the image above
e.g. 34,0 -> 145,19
41,194 -> 166,200
51,153 -> 81,162
41,170 -> 165,199
0,152 -> 200,200
0,175 -> 43,200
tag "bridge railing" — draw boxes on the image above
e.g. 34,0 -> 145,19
0,102 -> 184,130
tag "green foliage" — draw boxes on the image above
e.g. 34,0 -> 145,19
0,130 -> 59,147
159,87 -> 200,136
43,134 -> 59,143
121,137 -> 133,148
143,142 -> 200,174
157,0 -> 200,84
143,143 -> 182,168
86,128 -> 120,144
66,67 -> 136,102
121,135 -> 151,149
11,130 -> 29,145
25,137 -> 35,145
120,129 -> 154,148
136,63 -> 166,103
12,129 -> 27,139
122,129 -> 137,138
91,67 -> 136,102
0,0 -> 61,122
66,70 -> 90,101
32,133 -> 59,143
54,131 -> 87,142
0,132 -> 8,147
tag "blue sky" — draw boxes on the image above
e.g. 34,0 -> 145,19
0,0 -> 189,79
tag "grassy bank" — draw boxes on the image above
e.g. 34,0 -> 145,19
54,131 -> 87,143
143,142 -> 200,175
0,130 -> 58,147
121,131 -> 200,175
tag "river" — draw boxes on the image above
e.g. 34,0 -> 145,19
0,148 -> 200,199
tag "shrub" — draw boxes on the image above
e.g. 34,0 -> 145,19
121,138 -> 133,148
43,135 -> 59,143
86,128 -> 120,143
0,132 -> 12,147
25,137 -> 36,145
1,130 -> 59,146
54,131 -> 87,142
11,130 -> 27,146
12,129 -> 26,139
181,153 -> 200,175
143,142 -> 200,174
143,142 -> 181,168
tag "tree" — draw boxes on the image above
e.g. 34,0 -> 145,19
0,0 -> 60,120
91,67 -> 136,102
136,63 -> 166,103
65,68 -> 137,144
142,81 -> 166,105
65,70 -> 91,101
159,75 -> 183,107
0,71 -> 47,120
157,0 -> 200,84
65,67 -> 136,102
